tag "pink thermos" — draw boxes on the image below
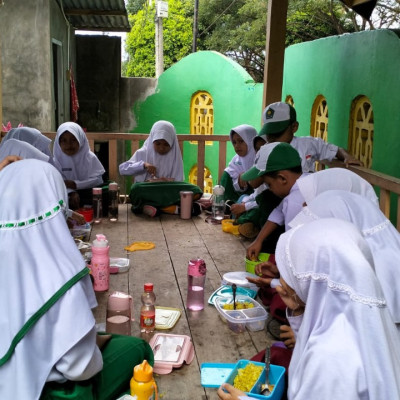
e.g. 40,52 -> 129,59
180,191 -> 193,220
106,291 -> 133,335
91,234 -> 110,292
186,258 -> 207,310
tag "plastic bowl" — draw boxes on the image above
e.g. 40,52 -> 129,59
245,252 -> 270,275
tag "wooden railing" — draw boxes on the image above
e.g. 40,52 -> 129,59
2,131 -> 400,229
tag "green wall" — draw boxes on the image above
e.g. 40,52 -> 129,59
282,29 -> 400,179
132,50 -> 263,184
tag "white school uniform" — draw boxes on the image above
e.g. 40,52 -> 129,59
119,120 -> 184,182
0,159 -> 101,400
268,173 -> 309,230
276,219 -> 400,400
53,122 -> 105,190
225,124 -> 257,192
290,136 -> 338,172
289,190 -> 400,328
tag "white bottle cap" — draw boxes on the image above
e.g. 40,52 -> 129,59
93,234 -> 108,247
109,182 -> 118,191
213,185 -> 225,196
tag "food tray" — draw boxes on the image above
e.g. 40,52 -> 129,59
69,222 -> 91,242
223,360 -> 285,399
155,306 -> 181,330
149,333 -> 194,375
109,257 -> 130,274
215,295 -> 268,333
208,285 -> 258,306
245,252 -> 270,274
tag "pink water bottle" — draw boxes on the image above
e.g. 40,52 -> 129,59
187,258 -> 207,310
91,234 -> 110,292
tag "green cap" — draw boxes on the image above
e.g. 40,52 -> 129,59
242,142 -> 302,181
258,102 -> 297,137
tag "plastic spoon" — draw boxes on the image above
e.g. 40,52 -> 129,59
232,284 -> 237,310
260,346 -> 271,395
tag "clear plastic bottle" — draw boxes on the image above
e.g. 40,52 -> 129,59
108,182 -> 119,222
212,185 -> 225,221
187,258 -> 207,310
92,187 -> 103,224
140,283 -> 156,333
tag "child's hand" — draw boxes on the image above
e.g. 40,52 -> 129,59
70,211 -> 86,225
144,162 -> 157,176
217,383 -> 246,400
254,261 -> 279,278
280,325 -> 296,348
246,275 -> 273,288
0,155 -> 22,171
230,203 -> 246,216
64,179 -> 77,189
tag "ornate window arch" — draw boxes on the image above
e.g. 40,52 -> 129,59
311,95 -> 328,141
190,91 -> 214,145
189,165 -> 213,194
348,96 -> 374,168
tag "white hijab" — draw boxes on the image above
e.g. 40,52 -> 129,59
225,124 -> 257,178
289,190 -> 400,325
53,122 -> 105,181
0,159 -> 98,399
275,219 -> 400,400
0,138 -> 49,163
128,120 -> 184,182
297,167 -> 378,205
1,127 -> 52,157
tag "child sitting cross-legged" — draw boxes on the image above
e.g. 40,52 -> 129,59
119,120 -> 202,217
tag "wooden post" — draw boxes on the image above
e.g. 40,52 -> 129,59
262,0 -> 288,113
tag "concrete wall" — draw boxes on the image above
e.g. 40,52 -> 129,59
0,0 -> 73,131
283,29 -> 400,179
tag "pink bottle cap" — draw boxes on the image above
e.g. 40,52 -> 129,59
92,187 -> 102,195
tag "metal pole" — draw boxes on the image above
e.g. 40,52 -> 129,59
192,0 -> 199,53
155,16 -> 164,78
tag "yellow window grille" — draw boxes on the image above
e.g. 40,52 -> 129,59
190,91 -> 214,145
189,165 -> 213,194
311,95 -> 328,142
348,96 -> 373,168
285,95 -> 295,108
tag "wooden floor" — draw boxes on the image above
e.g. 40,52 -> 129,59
91,204 -> 274,400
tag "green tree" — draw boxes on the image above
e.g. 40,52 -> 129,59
124,0 -> 193,77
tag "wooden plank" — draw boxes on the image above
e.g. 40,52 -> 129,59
108,139 -> 118,182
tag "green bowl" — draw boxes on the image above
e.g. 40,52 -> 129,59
245,253 -> 270,275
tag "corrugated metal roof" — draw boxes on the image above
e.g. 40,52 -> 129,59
56,0 -> 131,32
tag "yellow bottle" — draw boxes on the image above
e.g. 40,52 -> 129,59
130,360 -> 158,400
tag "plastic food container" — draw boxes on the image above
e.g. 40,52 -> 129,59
109,257 -> 130,274
222,271 -> 259,292
69,222 -> 91,242
215,295 -> 268,332
245,252 -> 270,274
208,285 -> 258,306
222,360 -> 285,399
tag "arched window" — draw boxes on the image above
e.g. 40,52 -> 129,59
190,91 -> 214,145
189,165 -> 213,194
348,96 -> 373,168
311,95 -> 328,141
285,95 -> 295,108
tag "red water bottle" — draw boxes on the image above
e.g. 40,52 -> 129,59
140,283 -> 156,333
187,258 -> 207,310
91,234 -> 110,292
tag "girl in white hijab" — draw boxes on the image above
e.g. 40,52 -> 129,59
221,124 -> 257,202
289,190 -> 400,331
0,159 -> 101,399
119,121 -> 202,216
218,219 -> 400,400
119,120 -> 184,182
297,167 -> 378,206
1,126 -> 52,158
0,138 -> 50,163
0,159 -> 153,400
53,122 -> 105,209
